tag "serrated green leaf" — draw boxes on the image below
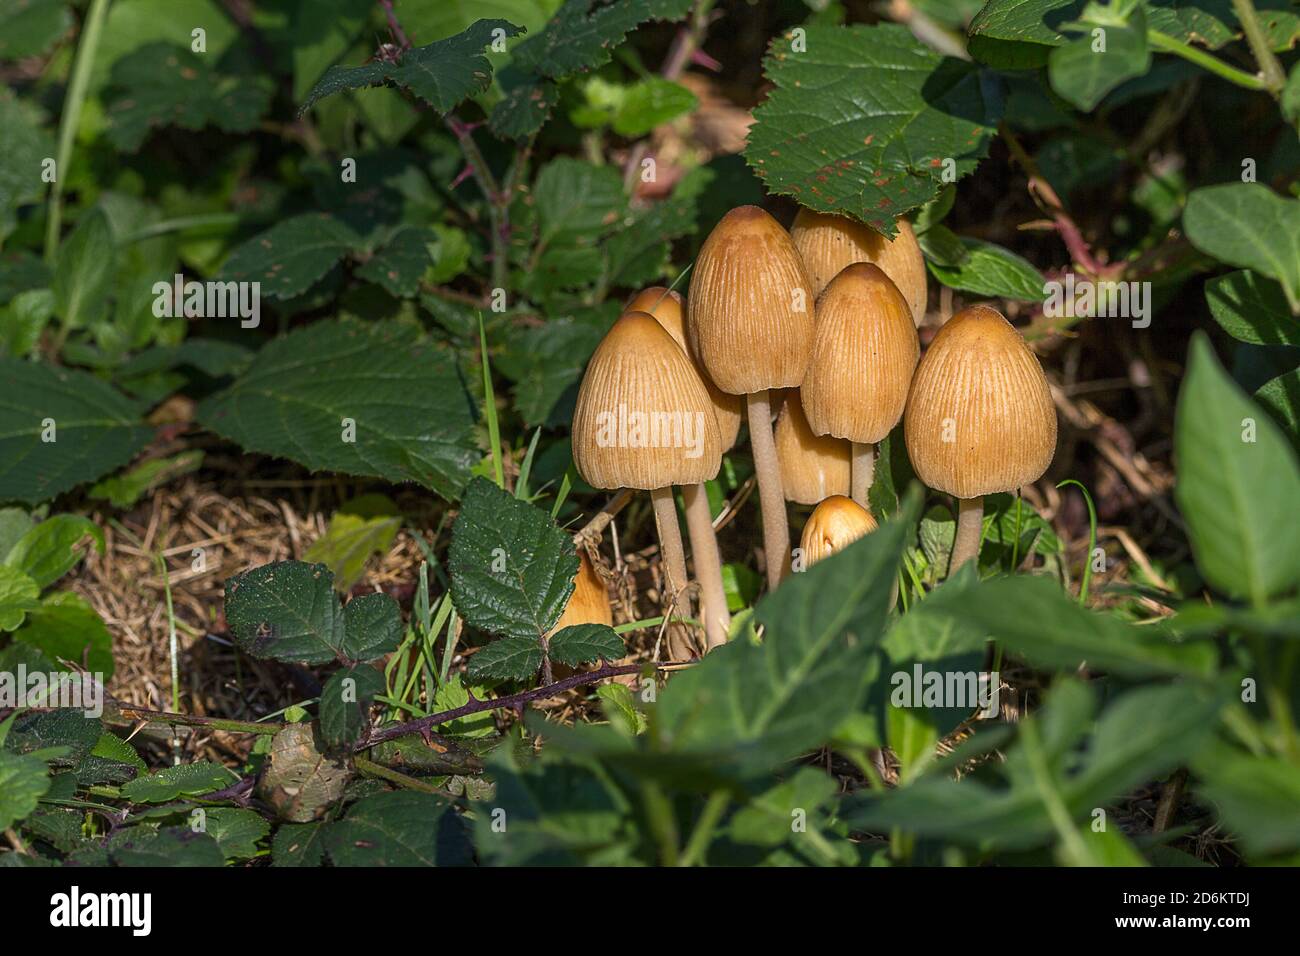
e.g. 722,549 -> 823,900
197,319 -> 478,500
300,19 -> 525,114
121,761 -> 236,803
1175,333 -> 1300,603
355,226 -> 433,298
496,308 -> 612,425
5,513 -> 104,589
272,821 -> 328,866
0,92 -> 54,242
224,560 -> 402,665
547,623 -> 624,666
5,708 -> 101,765
104,43 -> 271,152
746,23 -> 1001,235
923,227 -> 1047,301
90,732 -> 146,772
324,791 -> 474,866
1185,184 -> 1300,313
203,806 -> 270,861
450,476 -> 579,646
0,0 -> 72,60
109,826 -> 225,866
218,213 -> 360,300
512,0 -> 693,78
14,592 -> 114,678
489,67 -> 558,138
319,664 -> 385,750
0,750 -> 49,830
467,635 -> 544,681
0,357 -> 152,505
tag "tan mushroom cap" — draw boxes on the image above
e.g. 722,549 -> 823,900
687,205 -> 816,395
800,495 -> 878,567
790,209 -> 928,326
626,287 -> 743,451
903,305 -> 1057,499
802,263 -> 920,444
774,391 -> 851,505
573,311 -> 723,490
548,551 -> 613,637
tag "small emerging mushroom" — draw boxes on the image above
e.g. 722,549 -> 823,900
799,495 -> 878,568
689,206 -> 815,588
774,390 -> 851,505
903,305 -> 1057,573
790,210 -> 928,326
572,311 -> 723,657
801,263 -> 919,507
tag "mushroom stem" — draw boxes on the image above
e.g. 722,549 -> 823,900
850,441 -> 875,507
650,486 -> 697,657
682,483 -> 730,650
951,496 -> 984,573
746,390 -> 790,589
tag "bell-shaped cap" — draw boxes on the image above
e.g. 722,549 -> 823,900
802,263 -> 919,444
626,286 -> 743,450
790,209 -> 927,326
687,205 -> 815,394
548,551 -> 613,636
573,311 -> 723,490
903,305 -> 1057,498
774,390 -> 850,504
800,495 -> 878,567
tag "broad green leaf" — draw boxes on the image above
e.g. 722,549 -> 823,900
303,510 -> 400,593
728,766 -> 838,847
547,623 -> 624,666
533,155 -> 625,247
490,68 -> 559,138
324,791 -> 474,866
224,560 -> 403,665
319,664 -> 385,750
355,226 -> 434,298
431,676 -> 498,737
203,807 -> 270,861
1175,334 -> 1300,603
87,450 -> 204,509
89,732 -> 145,772
602,193 -> 695,288
218,213 -> 360,300
53,208 -> 114,330
1183,184 -> 1300,313
300,19 -> 525,114
5,708 -> 101,765
5,513 -> 104,589
650,492 -> 918,779
496,309 -> 612,425
1,289 -> 53,358
1047,7 -> 1151,111
911,574 -> 1216,677
1256,367 -> 1300,446
104,43 -> 271,152
91,0 -> 238,90
0,507 -> 34,559
0,93 -> 53,242
746,23 -> 1002,235
1206,269 -> 1300,346
0,0 -> 72,59
923,228 -> 1048,301
272,822 -> 328,867
197,319 -> 478,500
120,761 -> 236,803
14,592 -> 114,678
0,357 -> 153,506
511,0 -> 693,78
0,750 -> 49,830
612,77 -> 697,137
0,566 -> 38,631
1195,745 -> 1300,858
109,826 -> 225,867
467,634 -> 544,681
449,476 -> 579,641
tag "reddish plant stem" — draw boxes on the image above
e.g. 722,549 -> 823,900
379,0 -> 410,49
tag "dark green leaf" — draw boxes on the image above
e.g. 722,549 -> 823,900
14,592 -> 114,677
323,791 -> 474,866
1047,7 -> 1151,111
53,208 -> 114,330
547,623 -> 624,666
272,821 -> 328,867
355,226 -> 433,298
218,213 -> 359,300
0,751 -> 49,830
1206,269 -> 1300,346
203,806 -> 270,861
1184,184 -> 1300,313
319,663 -> 385,750
0,0 -> 71,59
923,228 -> 1047,301
197,319 -> 478,500
466,635 -> 544,681
120,761 -> 236,803
109,827 -> 225,867
0,92 -> 54,241
511,0 -> 693,78
1195,745 -> 1300,858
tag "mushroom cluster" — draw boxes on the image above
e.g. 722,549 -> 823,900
569,204 -> 1057,659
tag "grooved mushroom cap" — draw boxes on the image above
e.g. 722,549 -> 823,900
774,391 -> 851,505
800,495 -> 878,567
687,205 -> 816,394
548,551 -> 612,637
903,305 -> 1057,499
802,263 -> 920,444
572,311 -> 723,490
790,210 -> 928,326
626,286 -> 743,451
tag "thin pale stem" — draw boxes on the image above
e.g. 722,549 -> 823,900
950,496 -> 984,574
651,486 -> 697,658
1229,0 -> 1287,93
1147,29 -> 1269,91
682,483 -> 730,650
850,441 -> 875,508
747,390 -> 790,589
